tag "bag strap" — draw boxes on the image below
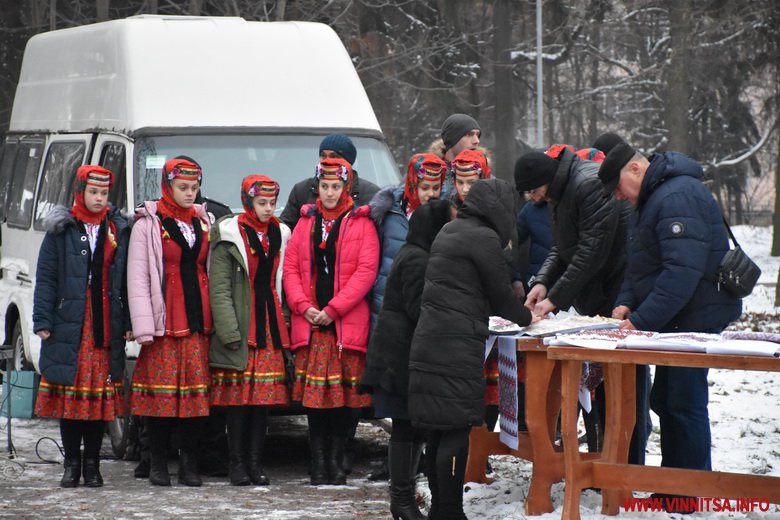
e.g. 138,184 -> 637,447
722,216 -> 740,249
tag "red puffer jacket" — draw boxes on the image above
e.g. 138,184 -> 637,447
283,204 -> 379,352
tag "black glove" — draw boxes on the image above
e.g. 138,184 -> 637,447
225,341 -> 241,351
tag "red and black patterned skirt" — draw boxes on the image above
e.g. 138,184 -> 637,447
291,329 -> 371,409
35,290 -> 124,421
210,326 -> 289,407
484,355 -> 500,406
130,332 -> 210,418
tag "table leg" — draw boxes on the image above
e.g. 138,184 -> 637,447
524,352 -> 562,515
560,359 -> 585,520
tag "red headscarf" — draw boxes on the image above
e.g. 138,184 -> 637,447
452,149 -> 491,180
158,158 -> 202,221
238,174 -> 280,234
403,153 -> 446,214
545,144 -> 606,163
71,165 -> 113,225
314,157 -> 354,220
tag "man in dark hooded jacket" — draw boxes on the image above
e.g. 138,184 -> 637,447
408,178 -> 536,520
599,143 -> 742,512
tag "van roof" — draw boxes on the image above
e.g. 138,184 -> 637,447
10,15 -> 381,135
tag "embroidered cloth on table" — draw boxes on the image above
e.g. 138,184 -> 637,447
545,330 -> 780,357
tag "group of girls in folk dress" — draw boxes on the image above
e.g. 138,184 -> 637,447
31,142 -> 527,520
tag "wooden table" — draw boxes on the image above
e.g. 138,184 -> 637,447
464,337 -> 598,515
547,346 -> 780,520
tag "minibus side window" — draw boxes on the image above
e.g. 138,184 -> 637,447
7,141 -> 44,229
0,139 -> 19,220
99,142 -> 127,211
34,142 -> 86,230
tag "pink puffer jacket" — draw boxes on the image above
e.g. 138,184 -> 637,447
283,204 -> 379,352
127,201 -> 210,344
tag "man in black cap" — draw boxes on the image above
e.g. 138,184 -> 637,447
514,148 -> 629,319
440,113 -> 482,163
280,133 -> 380,230
598,143 -> 741,512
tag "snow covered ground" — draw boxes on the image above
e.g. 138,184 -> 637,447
0,226 -> 777,519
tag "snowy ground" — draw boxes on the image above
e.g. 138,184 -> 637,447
0,226 -> 778,519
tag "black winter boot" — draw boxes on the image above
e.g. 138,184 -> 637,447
82,458 -> 104,487
328,435 -> 347,485
309,434 -> 329,485
226,408 -> 251,486
177,451 -> 202,487
389,441 -> 426,520
248,408 -> 269,486
148,420 -> 171,487
61,456 -> 81,488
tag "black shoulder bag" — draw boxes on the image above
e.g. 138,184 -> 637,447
716,218 -> 761,298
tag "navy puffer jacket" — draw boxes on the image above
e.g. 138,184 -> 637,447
33,206 -> 130,386
369,186 -> 409,328
616,152 -> 742,332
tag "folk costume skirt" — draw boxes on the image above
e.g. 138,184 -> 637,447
130,332 -> 210,418
210,326 -> 289,407
292,329 -> 371,409
35,289 -> 124,421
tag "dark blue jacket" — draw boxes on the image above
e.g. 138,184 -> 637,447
616,152 -> 742,332
516,200 -> 552,283
369,186 -> 409,328
33,206 -> 130,386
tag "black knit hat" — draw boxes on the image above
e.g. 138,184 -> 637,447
592,132 -> 625,155
513,151 -> 557,192
319,134 -> 357,165
441,114 -> 480,151
598,142 -> 636,195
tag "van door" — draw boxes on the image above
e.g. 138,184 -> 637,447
0,133 -> 90,368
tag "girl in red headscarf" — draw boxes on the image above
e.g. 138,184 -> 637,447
451,148 -> 491,207
127,158 -> 212,487
33,165 -> 131,488
208,175 -> 291,486
368,153 -> 446,327
283,157 -> 379,485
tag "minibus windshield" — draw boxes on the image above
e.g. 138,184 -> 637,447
133,134 -> 400,213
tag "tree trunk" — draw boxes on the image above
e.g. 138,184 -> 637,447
148,0 -> 158,14
49,0 -> 56,30
492,0 -> 513,182
665,0 -> 692,154
276,0 -> 286,21
96,0 -> 109,21
773,129 -> 780,307
188,0 -> 202,16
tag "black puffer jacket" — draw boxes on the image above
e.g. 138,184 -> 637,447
408,179 -> 533,430
360,199 -> 452,401
534,148 -> 629,316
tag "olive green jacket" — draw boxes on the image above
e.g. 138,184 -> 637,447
208,214 -> 291,371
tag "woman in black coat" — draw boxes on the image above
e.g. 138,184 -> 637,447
408,178 -> 537,520
361,199 -> 453,520
33,165 -> 132,488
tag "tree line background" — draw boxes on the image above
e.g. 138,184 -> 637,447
0,1 -> 778,237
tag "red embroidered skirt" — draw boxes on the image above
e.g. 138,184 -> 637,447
130,332 -> 210,418
210,326 -> 289,407
484,355 -> 499,406
291,329 -> 371,409
35,290 -> 124,421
